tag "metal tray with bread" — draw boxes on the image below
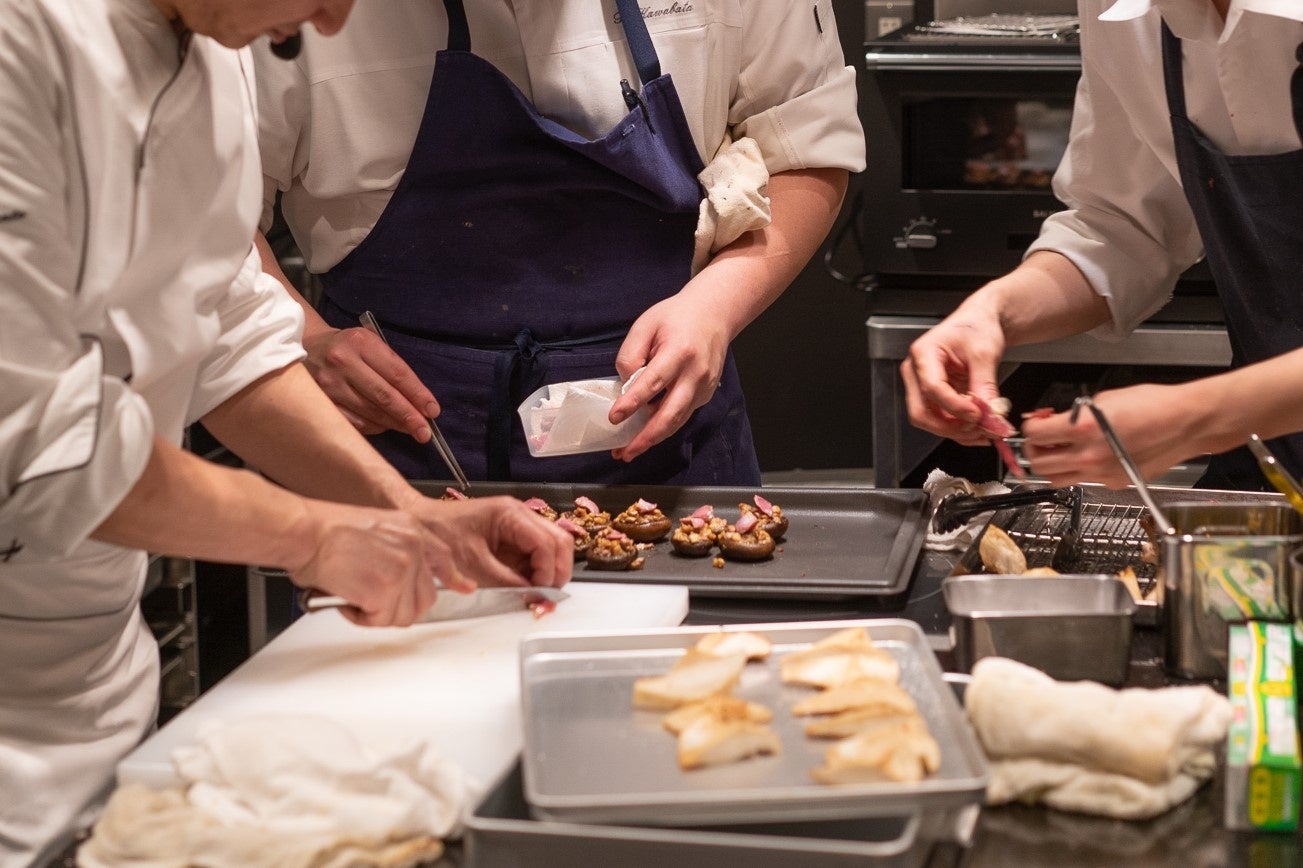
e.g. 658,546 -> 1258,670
414,482 -> 929,599
516,619 -> 987,827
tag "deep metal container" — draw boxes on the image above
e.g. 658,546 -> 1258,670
1161,502 -> 1301,680
943,574 -> 1136,685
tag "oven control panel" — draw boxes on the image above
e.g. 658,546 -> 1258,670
894,217 -> 950,250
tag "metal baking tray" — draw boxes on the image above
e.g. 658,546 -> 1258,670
518,619 -> 988,827
414,482 -> 929,599
466,762 -> 931,868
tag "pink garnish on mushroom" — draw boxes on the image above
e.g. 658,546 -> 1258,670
687,516 -> 705,529
556,517 -> 586,538
445,487 -> 469,500
575,495 -> 601,513
602,528 -> 630,541
523,497 -> 550,511
691,504 -> 714,519
635,498 -> 657,513
753,494 -> 775,516
735,511 -> 759,534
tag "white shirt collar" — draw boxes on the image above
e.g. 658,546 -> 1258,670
1099,0 -> 1303,41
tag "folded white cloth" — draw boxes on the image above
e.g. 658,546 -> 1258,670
966,658 -> 1231,820
78,714 -> 476,868
691,135 -> 771,276
923,468 -> 1010,551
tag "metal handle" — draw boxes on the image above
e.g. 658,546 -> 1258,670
359,311 -> 470,492
1247,434 -> 1303,514
1069,395 -> 1174,535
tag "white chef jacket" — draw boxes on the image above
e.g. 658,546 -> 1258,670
1027,0 -> 1303,339
0,0 -> 305,863
256,0 -> 867,273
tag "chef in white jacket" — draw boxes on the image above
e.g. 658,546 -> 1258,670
0,1 -> 572,864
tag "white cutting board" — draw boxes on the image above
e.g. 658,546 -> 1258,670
118,581 -> 688,791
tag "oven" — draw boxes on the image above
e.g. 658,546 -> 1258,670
840,0 -> 1232,486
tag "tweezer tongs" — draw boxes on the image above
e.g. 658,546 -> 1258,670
359,310 -> 470,492
1247,433 -> 1303,515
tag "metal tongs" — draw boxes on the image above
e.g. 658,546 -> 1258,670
1068,395 -> 1174,536
360,310 -> 469,492
1247,433 -> 1303,514
933,484 -> 1084,571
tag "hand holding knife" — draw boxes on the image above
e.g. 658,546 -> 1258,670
359,310 -> 470,492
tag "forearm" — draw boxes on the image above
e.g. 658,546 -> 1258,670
93,436 -> 318,569
959,250 -> 1113,347
684,167 -> 848,340
200,362 -> 419,511
1178,348 -> 1303,456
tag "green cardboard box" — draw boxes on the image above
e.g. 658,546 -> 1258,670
1225,621 -> 1301,832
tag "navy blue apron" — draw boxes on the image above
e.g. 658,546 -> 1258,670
318,0 -> 760,485
1161,23 -> 1303,490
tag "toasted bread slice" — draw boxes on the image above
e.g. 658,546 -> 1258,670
662,695 -> 774,735
780,650 -> 900,690
810,720 -> 942,785
677,715 -> 781,770
804,709 -> 924,740
632,649 -> 747,711
791,678 -> 917,717
694,630 -> 772,661
979,525 -> 1027,575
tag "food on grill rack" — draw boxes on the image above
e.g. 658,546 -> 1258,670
810,718 -> 942,784
780,627 -> 901,689
661,694 -> 774,735
676,708 -> 782,770
718,509 -> 776,562
1022,566 -> 1060,576
695,630 -> 772,661
522,496 -> 559,521
585,528 -> 640,571
632,648 -> 748,711
739,494 -> 788,540
613,498 -> 673,542
979,524 -> 1027,574
791,678 -> 916,717
560,495 -> 610,532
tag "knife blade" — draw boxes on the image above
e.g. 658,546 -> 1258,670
301,585 -> 570,622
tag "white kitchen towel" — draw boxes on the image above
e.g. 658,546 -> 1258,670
923,468 -> 1010,551
692,135 -> 772,276
966,658 -> 1231,820
78,714 -> 475,867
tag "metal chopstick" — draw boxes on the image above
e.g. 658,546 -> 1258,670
358,310 -> 470,492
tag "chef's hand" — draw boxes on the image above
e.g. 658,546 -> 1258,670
1021,384 -> 1203,488
405,495 -> 574,590
301,325 -> 441,441
609,294 -> 730,462
900,304 -> 1009,447
288,502 -> 442,628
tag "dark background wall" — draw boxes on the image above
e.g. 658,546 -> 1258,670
731,0 -> 873,472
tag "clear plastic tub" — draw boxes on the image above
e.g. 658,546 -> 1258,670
518,376 -> 650,457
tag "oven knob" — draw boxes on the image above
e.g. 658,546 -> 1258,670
899,219 -> 938,250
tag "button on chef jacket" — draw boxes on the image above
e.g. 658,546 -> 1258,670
0,0 -> 306,863
1027,0 -> 1303,487
255,1 -> 865,483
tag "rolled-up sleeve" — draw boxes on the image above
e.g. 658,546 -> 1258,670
1026,23 -> 1204,339
0,12 -> 152,558
731,0 -> 866,174
187,246 -> 306,423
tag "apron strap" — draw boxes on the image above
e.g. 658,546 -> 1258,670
442,0 -> 471,52
1159,21 -> 1188,120
615,0 -> 662,85
1292,43 -> 1303,141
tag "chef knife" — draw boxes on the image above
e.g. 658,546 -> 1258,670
301,585 -> 570,622
359,310 -> 470,493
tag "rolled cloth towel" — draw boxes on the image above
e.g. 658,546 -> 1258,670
966,658 -> 1232,820
691,135 -> 771,276
78,714 -> 474,867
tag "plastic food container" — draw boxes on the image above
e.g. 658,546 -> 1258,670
517,376 -> 651,457
943,574 -> 1136,686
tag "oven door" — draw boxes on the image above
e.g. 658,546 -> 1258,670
859,51 -> 1082,283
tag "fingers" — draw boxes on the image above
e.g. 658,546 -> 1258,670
612,377 -> 699,462
308,327 -> 440,442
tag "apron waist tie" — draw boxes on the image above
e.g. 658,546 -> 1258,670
489,329 -> 550,480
